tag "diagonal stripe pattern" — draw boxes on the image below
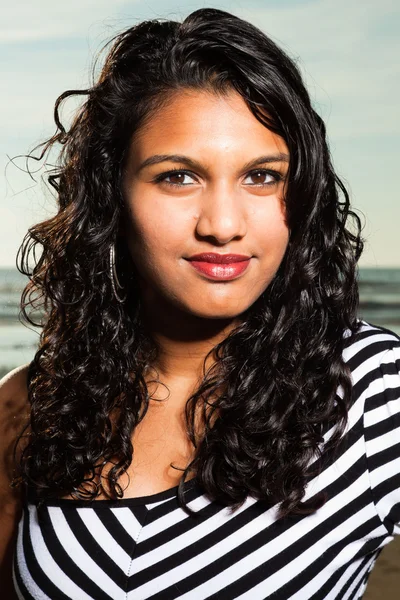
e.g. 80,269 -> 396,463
13,321 -> 400,599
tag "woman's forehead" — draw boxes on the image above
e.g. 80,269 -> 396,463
129,90 -> 289,163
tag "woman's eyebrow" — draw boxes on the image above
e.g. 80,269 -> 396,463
135,153 -> 290,174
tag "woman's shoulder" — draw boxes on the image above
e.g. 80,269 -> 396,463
343,320 -> 400,368
0,362 -> 31,437
0,363 -> 31,413
342,320 -> 400,409
0,362 -> 31,389
0,365 -> 30,594
344,324 -> 400,532
0,363 -> 31,493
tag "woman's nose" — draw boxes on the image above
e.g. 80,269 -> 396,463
194,183 -> 247,244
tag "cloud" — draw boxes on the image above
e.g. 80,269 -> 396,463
240,0 -> 400,139
0,0 -> 134,43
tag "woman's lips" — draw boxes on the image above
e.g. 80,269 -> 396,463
188,259 -> 251,280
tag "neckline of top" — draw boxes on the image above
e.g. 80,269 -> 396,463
28,477 -> 201,508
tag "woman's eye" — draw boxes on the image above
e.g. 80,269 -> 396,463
243,169 -> 281,187
155,170 -> 197,187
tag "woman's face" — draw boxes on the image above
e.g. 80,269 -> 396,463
122,89 -> 290,321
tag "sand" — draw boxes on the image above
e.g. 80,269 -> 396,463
363,536 -> 400,599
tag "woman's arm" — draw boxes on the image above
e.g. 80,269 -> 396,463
0,364 -> 30,599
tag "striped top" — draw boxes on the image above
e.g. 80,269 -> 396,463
13,321 -> 400,600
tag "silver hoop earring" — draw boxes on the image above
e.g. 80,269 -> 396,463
109,242 -> 127,303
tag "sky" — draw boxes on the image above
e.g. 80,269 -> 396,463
1,0 -> 399,267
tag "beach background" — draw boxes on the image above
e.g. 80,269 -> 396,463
1,264 -> 399,597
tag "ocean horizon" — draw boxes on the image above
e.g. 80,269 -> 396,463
1,266 -> 399,377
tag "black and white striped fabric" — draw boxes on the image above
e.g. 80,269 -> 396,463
13,321 -> 400,599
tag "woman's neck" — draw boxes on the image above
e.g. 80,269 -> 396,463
140,299 -> 240,382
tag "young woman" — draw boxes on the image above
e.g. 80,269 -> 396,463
1,7 -> 399,600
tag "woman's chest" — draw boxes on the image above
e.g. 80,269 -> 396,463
15,486 -> 387,600
120,407 -> 197,497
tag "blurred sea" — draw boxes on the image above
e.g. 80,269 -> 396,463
0,266 -> 400,378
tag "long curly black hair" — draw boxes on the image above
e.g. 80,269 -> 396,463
14,7 -> 364,518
